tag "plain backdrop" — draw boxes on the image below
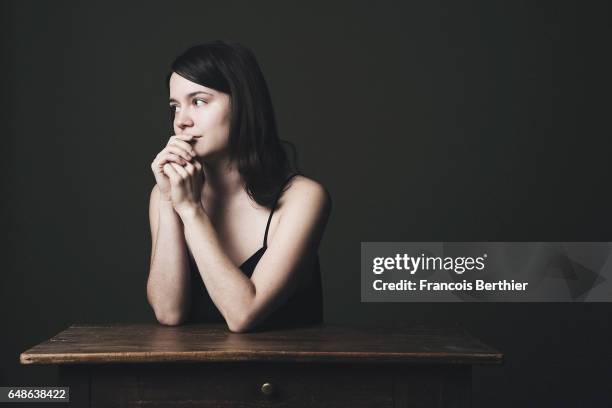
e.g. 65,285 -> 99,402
2,1 -> 611,406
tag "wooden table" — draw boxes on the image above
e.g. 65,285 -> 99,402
21,324 -> 502,407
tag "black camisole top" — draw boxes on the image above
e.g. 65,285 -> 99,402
186,173 -> 324,330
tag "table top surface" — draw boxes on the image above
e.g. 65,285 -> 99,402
20,323 -> 503,365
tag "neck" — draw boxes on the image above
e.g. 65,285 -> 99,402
198,156 -> 244,203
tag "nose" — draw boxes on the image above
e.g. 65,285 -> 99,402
175,109 -> 194,131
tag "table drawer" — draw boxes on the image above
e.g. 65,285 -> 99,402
90,363 -> 394,408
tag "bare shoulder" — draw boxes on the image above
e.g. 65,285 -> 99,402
270,175 -> 332,250
278,175 -> 332,214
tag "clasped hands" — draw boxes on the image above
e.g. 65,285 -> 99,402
151,134 -> 205,218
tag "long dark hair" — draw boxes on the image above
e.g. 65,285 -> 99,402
167,40 -> 299,208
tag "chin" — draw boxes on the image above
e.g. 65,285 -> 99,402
193,147 -> 212,159
192,141 -> 206,156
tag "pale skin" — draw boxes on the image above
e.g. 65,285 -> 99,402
146,72 -> 331,332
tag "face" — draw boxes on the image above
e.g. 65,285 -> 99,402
169,72 -> 232,159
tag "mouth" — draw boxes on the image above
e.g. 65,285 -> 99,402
184,134 -> 202,144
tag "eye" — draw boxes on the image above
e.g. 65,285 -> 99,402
194,99 -> 207,107
169,104 -> 181,113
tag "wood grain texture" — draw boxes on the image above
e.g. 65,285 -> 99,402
20,323 -> 503,365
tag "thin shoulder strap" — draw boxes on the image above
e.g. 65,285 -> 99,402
263,173 -> 300,247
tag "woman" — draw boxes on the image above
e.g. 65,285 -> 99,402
147,41 -> 331,332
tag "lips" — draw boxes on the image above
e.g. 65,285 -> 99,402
182,134 -> 202,143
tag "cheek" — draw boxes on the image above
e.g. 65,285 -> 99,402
200,109 -> 230,133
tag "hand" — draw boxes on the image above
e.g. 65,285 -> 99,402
163,158 -> 205,217
150,134 -> 197,201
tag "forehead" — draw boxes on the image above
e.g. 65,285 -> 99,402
169,72 -> 217,97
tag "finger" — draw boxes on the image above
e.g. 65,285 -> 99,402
167,138 -> 196,153
170,162 -> 189,179
163,163 -> 180,183
163,145 -> 194,161
168,134 -> 195,145
191,161 -> 203,187
183,161 -> 195,175
193,160 -> 204,181
170,134 -> 195,140
157,152 -> 188,166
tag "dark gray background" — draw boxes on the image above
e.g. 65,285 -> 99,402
3,1 -> 611,406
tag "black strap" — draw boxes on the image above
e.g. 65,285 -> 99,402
263,173 -> 300,247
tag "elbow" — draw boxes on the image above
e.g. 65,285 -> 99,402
227,324 -> 253,334
155,310 -> 187,326
227,324 -> 249,333
147,284 -> 188,326
150,299 -> 188,326
226,314 -> 257,333
225,284 -> 259,333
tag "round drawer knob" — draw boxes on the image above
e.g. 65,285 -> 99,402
260,382 -> 275,396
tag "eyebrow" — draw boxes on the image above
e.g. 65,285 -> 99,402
169,91 -> 214,103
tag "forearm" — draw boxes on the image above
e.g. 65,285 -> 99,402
147,200 -> 191,325
178,205 -> 256,331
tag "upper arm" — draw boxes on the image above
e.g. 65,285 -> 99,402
246,177 -> 332,327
